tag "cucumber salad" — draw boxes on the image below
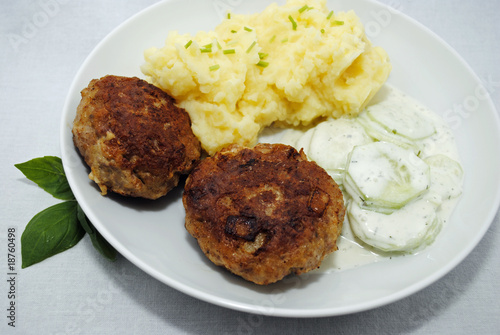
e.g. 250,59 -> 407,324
281,85 -> 464,271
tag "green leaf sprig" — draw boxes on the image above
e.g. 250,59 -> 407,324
15,156 -> 117,268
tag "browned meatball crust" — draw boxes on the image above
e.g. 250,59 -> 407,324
72,75 -> 201,199
183,143 -> 345,285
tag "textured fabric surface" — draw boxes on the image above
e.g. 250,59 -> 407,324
1,1 -> 499,334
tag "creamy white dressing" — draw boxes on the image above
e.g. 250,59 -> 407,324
278,84 -> 464,272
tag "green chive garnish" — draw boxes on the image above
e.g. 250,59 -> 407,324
246,41 -> 256,53
227,12 -> 231,19
223,49 -> 236,54
201,42 -> 213,53
244,26 -> 253,32
184,40 -> 193,49
321,28 -> 325,33
326,10 -> 334,20
281,37 -> 288,43
231,29 -> 237,33
209,64 -> 220,71
332,20 -> 344,25
298,5 -> 308,13
288,15 -> 297,30
258,52 -> 268,59
256,60 -> 269,67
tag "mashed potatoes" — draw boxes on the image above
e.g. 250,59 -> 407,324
141,0 -> 391,155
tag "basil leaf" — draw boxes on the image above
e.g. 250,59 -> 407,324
77,204 -> 117,262
21,201 -> 85,268
15,156 -> 74,200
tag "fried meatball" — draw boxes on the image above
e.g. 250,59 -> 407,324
72,75 -> 201,199
183,143 -> 345,285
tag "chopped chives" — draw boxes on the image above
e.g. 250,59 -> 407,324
200,47 -> 212,53
227,12 -> 231,19
332,20 -> 344,25
288,15 -> 297,30
231,29 -> 237,33
258,52 -> 268,59
246,41 -> 256,53
244,26 -> 253,32
326,10 -> 334,20
209,64 -> 220,71
223,49 -> 236,54
256,60 -> 269,67
281,37 -> 288,43
184,40 -> 193,49
203,43 -> 213,48
298,5 -> 309,13
321,28 -> 325,33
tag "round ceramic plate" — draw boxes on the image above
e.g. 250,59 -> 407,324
60,0 -> 500,317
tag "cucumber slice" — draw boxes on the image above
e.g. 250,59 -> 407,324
344,141 -> 431,213
425,154 -> 464,199
307,118 -> 373,172
279,128 -> 308,148
366,103 -> 435,141
295,126 -> 315,153
348,197 -> 442,252
357,111 -> 419,153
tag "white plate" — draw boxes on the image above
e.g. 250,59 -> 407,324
60,0 -> 500,317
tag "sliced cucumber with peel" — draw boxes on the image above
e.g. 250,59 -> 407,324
344,141 -> 431,214
307,118 -> 372,171
424,154 -> 464,199
357,101 -> 436,154
294,127 -> 315,153
357,111 -> 418,152
306,118 -> 372,187
366,103 -> 436,140
348,195 -> 442,252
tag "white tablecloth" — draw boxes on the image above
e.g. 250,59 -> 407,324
1,1 -> 499,334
